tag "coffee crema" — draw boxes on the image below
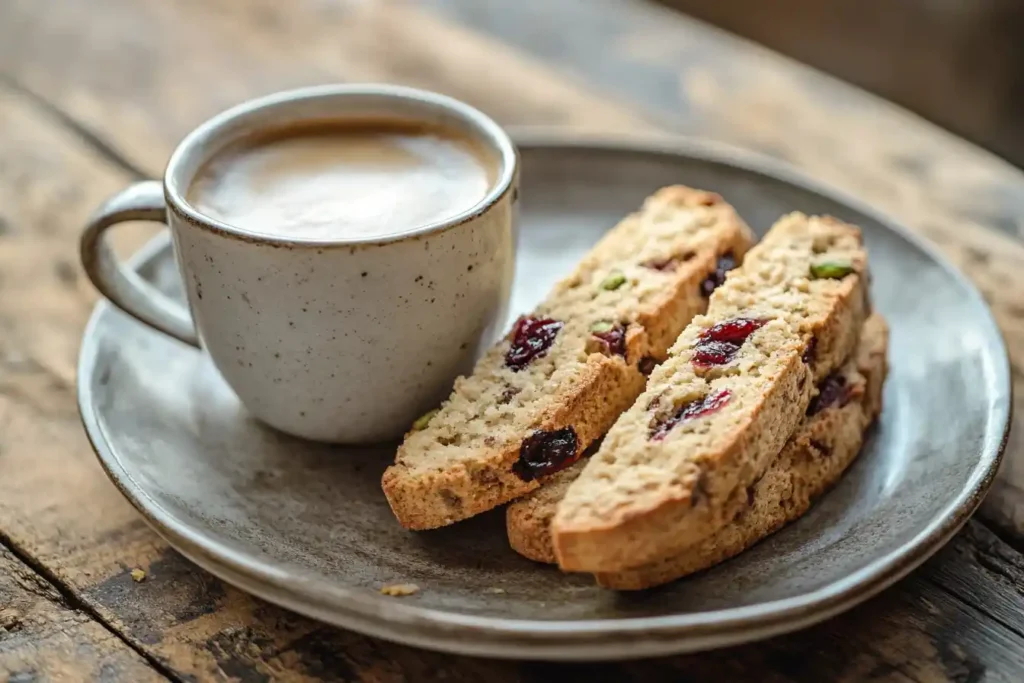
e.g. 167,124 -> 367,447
187,121 -> 497,240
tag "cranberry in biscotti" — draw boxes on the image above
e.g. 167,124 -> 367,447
505,316 -> 563,371
702,317 -> 766,344
692,317 -> 767,368
802,336 -> 818,365
649,389 -> 732,441
699,253 -> 738,297
512,427 -> 579,481
588,321 -> 626,357
807,373 -> 850,416
692,340 -> 739,367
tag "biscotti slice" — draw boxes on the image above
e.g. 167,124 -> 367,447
552,213 -> 869,571
382,187 -> 755,529
596,314 -> 888,589
507,314 -> 886,567
507,457 -> 585,563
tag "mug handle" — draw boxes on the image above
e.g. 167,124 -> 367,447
80,181 -> 200,347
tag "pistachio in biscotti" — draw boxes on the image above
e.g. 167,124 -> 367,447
810,259 -> 854,280
412,409 -> 438,431
599,271 -> 627,291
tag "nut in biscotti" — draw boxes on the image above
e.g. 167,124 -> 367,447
551,213 -> 870,572
381,186 -> 755,530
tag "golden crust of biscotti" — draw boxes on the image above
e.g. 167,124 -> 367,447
552,213 -> 870,571
507,460 -> 583,563
596,314 -> 888,589
382,187 -> 755,529
506,315 -> 887,567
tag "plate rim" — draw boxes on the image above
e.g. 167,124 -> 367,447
77,132 -> 1012,659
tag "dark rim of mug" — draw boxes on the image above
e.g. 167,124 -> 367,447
163,84 -> 518,248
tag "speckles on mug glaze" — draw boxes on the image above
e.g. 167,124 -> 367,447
175,195 -> 513,442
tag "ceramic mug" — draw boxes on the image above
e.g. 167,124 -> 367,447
80,85 -> 518,443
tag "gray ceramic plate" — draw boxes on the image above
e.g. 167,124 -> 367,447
78,134 -> 1010,660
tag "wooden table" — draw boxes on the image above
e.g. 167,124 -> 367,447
2,0 -> 1024,680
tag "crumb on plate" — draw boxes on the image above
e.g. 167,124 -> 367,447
130,568 -> 146,583
380,583 -> 419,597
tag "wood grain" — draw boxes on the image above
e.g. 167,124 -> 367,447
0,546 -> 162,683
1,0 -> 1024,680
656,0 -> 1024,168
0,0 -> 644,174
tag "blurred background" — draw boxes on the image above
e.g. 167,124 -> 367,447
661,0 -> 1024,167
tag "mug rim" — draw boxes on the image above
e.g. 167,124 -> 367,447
163,84 -> 518,248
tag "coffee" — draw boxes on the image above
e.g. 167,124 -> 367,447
188,121 -> 497,240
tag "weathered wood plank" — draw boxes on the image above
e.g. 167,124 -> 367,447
0,0 -> 644,176
924,522 -> 1024,641
655,0 -> 1024,168
0,0 -> 1023,681
0,546 -> 165,683
69,523 -> 1024,683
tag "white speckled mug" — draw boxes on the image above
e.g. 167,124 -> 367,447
81,85 -> 518,443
